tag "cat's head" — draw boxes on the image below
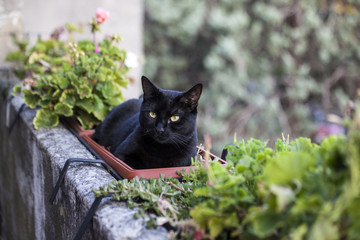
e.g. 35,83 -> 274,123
139,76 -> 202,144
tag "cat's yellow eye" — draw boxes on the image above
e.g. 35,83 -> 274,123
149,111 -> 157,118
170,115 -> 180,122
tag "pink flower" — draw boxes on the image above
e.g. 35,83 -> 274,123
95,45 -> 100,53
96,8 -> 110,24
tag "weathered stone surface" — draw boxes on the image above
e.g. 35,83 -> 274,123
0,96 -> 168,240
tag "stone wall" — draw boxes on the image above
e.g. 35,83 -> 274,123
0,95 -> 168,239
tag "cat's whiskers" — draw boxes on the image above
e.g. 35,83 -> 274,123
169,139 -> 181,150
170,133 -> 191,149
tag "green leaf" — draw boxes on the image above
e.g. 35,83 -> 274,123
39,88 -> 53,101
93,95 -> 108,120
290,224 -> 308,240
269,184 -> 295,212
76,111 -> 100,130
264,152 -> 314,185
39,100 -> 52,108
96,81 -> 121,99
28,52 -> 44,64
75,84 -> 91,99
23,89 -> 40,108
33,109 -> 59,129
66,72 -> 78,83
190,205 -> 218,229
209,217 -> 224,238
76,98 -> 94,113
59,89 -> 77,107
54,76 -> 69,89
247,210 -> 283,238
309,218 -> 339,240
104,94 -> 123,106
291,195 -> 322,215
6,50 -> 27,62
65,23 -> 83,33
290,137 -> 317,152
52,89 -> 61,99
54,102 -> 73,117
319,135 -> 347,169
12,85 -> 22,96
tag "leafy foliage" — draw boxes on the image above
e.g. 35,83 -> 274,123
6,22 -> 129,129
144,0 -> 360,152
95,104 -> 360,239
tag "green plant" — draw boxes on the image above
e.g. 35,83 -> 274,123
6,9 -> 130,129
144,0 -> 360,152
94,101 -> 360,239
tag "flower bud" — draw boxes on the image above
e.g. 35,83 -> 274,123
96,8 -> 110,24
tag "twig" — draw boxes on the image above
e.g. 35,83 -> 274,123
166,181 -> 185,193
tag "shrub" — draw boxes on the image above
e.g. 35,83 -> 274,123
94,101 -> 360,239
143,0 -> 360,152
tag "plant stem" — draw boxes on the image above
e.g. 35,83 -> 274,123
166,181 -> 185,193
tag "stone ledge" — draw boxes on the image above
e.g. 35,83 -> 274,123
0,96 -> 168,240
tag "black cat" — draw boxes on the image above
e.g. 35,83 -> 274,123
92,76 -> 202,169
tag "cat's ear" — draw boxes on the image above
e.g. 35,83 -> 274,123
180,83 -> 202,110
141,76 -> 159,99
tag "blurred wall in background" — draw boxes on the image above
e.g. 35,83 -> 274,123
0,0 -> 22,67
0,0 -> 143,98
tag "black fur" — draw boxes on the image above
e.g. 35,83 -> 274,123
92,76 -> 202,169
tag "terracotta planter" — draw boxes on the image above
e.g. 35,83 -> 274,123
65,118 -> 227,180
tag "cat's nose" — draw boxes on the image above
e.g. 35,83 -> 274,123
156,122 -> 165,133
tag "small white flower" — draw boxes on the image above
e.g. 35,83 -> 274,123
124,51 -> 139,68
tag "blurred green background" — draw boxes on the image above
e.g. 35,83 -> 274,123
143,0 -> 360,153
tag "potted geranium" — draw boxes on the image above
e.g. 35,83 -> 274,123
6,8 -> 133,130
